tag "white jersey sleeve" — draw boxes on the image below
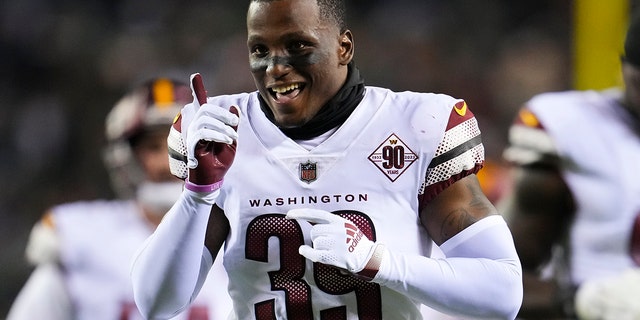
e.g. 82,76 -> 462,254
418,99 -> 484,206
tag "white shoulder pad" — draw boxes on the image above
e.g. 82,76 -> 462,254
25,213 -> 61,265
503,108 -> 559,166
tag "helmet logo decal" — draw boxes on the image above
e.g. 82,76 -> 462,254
152,78 -> 176,108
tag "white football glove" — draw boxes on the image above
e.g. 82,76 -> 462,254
184,102 -> 239,169
167,75 -> 239,174
575,268 -> 640,320
286,208 -> 386,280
184,73 -> 239,171
167,73 -> 239,194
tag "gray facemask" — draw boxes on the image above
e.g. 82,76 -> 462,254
136,181 -> 184,217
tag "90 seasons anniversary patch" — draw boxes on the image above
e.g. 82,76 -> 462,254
368,133 -> 418,182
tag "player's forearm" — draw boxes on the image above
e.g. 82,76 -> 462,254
131,189 -> 216,319
373,215 -> 523,320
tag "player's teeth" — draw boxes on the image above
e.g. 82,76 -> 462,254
272,84 -> 299,93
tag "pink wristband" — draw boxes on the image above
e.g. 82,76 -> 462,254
185,179 -> 224,193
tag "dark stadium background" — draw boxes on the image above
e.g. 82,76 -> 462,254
0,0 -> 633,317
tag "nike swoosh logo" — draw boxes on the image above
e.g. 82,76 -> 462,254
454,101 -> 467,116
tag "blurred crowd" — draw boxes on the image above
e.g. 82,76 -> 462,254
0,0 -> 573,316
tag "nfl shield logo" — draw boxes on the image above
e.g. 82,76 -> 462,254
299,161 -> 317,183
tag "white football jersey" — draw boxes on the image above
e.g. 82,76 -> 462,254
32,199 -> 232,320
207,86 -> 484,319
505,88 -> 640,284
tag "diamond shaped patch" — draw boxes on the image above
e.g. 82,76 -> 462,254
368,133 -> 418,182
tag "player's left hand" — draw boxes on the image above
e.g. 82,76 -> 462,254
286,208 -> 385,279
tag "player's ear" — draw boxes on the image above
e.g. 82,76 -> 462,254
338,29 -> 354,65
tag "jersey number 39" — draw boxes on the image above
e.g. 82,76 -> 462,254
246,210 -> 382,320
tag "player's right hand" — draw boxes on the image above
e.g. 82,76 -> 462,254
185,103 -> 239,189
186,73 -> 239,191
168,73 -> 239,192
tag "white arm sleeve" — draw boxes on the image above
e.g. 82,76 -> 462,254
373,215 -> 523,320
7,264 -> 73,320
131,189 -> 217,319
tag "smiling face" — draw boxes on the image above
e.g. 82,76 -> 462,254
247,0 -> 353,128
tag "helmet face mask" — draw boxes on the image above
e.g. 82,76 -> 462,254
103,78 -> 191,199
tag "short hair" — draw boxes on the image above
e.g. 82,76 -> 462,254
317,0 -> 347,32
250,0 -> 347,32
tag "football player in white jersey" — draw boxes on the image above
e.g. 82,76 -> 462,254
499,10 -> 640,320
131,0 -> 523,319
7,78 -> 233,320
